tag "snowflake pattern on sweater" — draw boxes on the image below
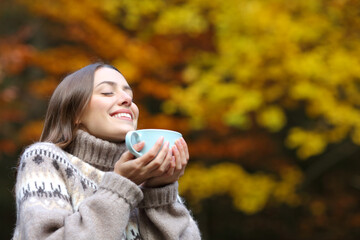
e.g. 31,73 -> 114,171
14,129 -> 201,240
14,142 -> 142,240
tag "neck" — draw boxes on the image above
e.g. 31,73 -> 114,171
67,129 -> 127,171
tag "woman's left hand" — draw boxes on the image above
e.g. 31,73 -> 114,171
143,137 -> 189,188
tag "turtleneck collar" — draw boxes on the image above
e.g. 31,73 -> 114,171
67,129 -> 127,171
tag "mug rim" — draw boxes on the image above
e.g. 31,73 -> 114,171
134,129 -> 182,135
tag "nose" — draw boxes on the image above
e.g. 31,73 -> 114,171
117,91 -> 132,106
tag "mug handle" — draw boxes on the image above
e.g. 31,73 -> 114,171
125,131 -> 142,157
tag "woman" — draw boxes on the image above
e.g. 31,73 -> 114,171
13,63 -> 201,240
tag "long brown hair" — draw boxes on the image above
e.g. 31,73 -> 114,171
40,62 -> 120,149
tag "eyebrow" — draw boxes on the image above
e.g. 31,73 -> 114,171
95,81 -> 132,92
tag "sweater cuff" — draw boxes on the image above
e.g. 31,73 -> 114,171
99,172 -> 143,208
138,182 -> 178,208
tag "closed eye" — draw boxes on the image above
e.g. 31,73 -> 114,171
101,92 -> 114,96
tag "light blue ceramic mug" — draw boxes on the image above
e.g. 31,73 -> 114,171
125,129 -> 182,158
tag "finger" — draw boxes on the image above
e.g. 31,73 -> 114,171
179,166 -> 186,178
172,143 -> 182,171
147,141 -> 169,171
140,137 -> 164,165
151,147 -> 172,177
132,141 -> 145,152
166,156 -> 176,176
163,147 -> 173,171
175,140 -> 185,167
180,137 -> 190,161
118,150 -> 136,163
114,150 -> 139,176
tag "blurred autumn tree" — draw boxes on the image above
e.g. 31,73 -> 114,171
2,0 -> 360,239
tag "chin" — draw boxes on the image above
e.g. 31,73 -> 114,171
105,134 -> 125,143
110,129 -> 134,142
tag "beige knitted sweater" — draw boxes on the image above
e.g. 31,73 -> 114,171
13,130 -> 201,240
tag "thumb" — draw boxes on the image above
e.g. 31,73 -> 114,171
118,141 -> 145,164
132,141 -> 145,152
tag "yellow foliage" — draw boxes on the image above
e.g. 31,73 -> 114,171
257,106 -> 286,132
326,125 -> 350,143
31,46 -> 92,75
11,0 -> 360,215
286,128 -> 327,159
273,166 -> 303,206
112,59 -> 140,83
16,0 -> 360,161
154,0 -> 360,160
139,80 -> 172,99
100,0 -> 165,29
179,163 -> 302,214
154,6 -> 208,34
351,127 -> 360,145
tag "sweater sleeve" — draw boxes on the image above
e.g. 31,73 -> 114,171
13,143 -> 143,240
138,182 -> 201,240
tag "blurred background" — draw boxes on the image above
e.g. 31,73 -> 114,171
2,0 -> 360,239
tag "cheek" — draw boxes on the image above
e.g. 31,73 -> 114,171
81,98 -> 109,123
89,96 -> 115,114
91,97 -> 108,109
132,103 -> 140,119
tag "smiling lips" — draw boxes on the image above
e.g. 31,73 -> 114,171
110,110 -> 133,121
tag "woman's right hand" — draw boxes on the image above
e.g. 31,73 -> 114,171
113,137 -> 173,185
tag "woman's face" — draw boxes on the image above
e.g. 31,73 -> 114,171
79,67 -> 139,142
